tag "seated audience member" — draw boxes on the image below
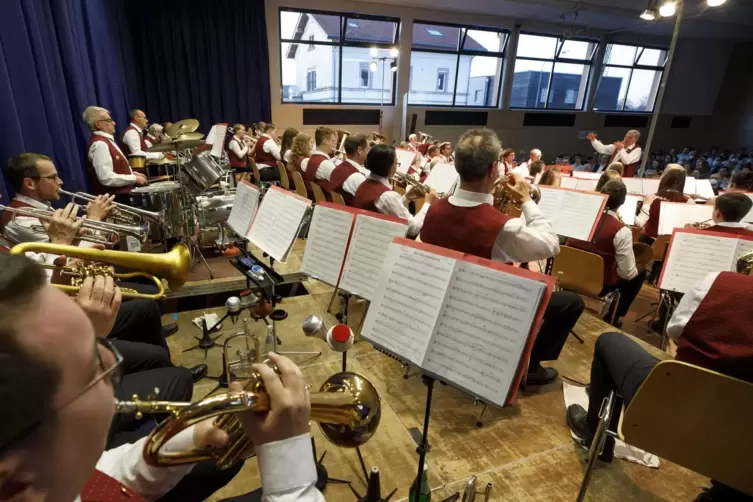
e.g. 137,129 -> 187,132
279,128 -> 299,164
583,156 -> 595,172
567,270 -> 753,501
420,128 -> 585,385
595,169 -> 621,192
329,134 -> 368,204
729,170 -> 753,192
301,127 -> 338,192
593,154 -> 611,173
572,154 -> 586,171
606,162 -> 624,176
351,144 -> 435,238
636,165 -> 693,244
538,167 -> 562,187
566,181 -> 645,327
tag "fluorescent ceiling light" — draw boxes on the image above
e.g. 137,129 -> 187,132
640,8 -> 657,20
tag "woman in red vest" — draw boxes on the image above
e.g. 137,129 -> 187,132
636,165 -> 694,245
228,123 -> 252,173
500,148 -> 516,177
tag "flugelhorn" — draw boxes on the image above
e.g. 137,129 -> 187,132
393,172 -> 436,197
115,360 -> 381,469
60,189 -> 162,226
687,218 -> 713,230
10,242 -> 190,300
737,251 -> 753,275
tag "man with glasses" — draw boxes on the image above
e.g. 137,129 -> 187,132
0,255 -> 323,501
121,109 -> 164,163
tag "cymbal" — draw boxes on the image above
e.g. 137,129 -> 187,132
165,119 -> 199,138
146,141 -> 179,153
174,132 -> 205,142
175,139 -> 206,149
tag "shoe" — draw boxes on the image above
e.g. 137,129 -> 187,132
649,320 -> 663,333
526,364 -> 558,385
612,318 -> 623,329
162,323 -> 179,338
189,364 -> 208,382
566,404 -> 594,447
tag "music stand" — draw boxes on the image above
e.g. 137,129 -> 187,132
182,296 -> 240,358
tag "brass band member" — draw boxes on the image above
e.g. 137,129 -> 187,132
351,144 -> 435,238
419,129 -> 585,385
144,123 -> 164,149
253,123 -> 282,182
83,106 -> 148,198
289,133 -> 312,176
408,133 -> 419,152
595,169 -> 621,192
301,127 -> 338,193
538,167 -> 562,187
121,109 -> 163,162
438,142 -> 452,163
636,164 -> 694,244
228,124 -> 252,173
280,128 -> 299,164
587,130 -> 642,177
500,148 -> 515,176
703,192 -> 753,235
567,181 -> 644,328
513,149 -> 542,178
328,134 -> 368,204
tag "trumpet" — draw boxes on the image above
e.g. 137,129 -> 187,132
10,242 -> 190,300
60,189 -> 162,226
115,360 -> 381,468
687,218 -> 713,230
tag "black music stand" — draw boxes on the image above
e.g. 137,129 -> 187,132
182,311 -> 231,358
349,467 -> 397,502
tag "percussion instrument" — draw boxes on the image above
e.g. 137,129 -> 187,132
174,132 -> 206,151
165,118 -> 200,138
182,151 -> 226,195
129,154 -> 146,169
146,141 -> 180,153
129,182 -> 187,239
196,190 -> 235,226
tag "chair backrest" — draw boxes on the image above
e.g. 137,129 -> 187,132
551,246 -> 605,297
651,234 -> 671,261
291,171 -> 309,200
311,183 -> 328,204
394,185 -> 405,196
249,158 -> 261,186
276,161 -> 290,190
621,360 -> 753,495
632,242 -> 653,271
329,191 -> 346,206
630,226 -> 641,243
414,197 -> 425,213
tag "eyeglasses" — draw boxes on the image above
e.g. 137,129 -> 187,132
97,118 -> 115,124
32,173 -> 61,181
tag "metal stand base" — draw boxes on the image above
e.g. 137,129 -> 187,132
183,315 -> 227,358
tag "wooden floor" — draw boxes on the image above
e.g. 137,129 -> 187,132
162,266 -> 707,501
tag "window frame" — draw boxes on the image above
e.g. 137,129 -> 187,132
358,62 -> 372,88
408,20 -> 510,108
509,31 -> 598,112
436,68 -> 449,92
306,68 -> 317,92
279,8 -> 401,105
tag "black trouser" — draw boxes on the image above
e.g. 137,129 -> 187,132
108,299 -> 169,355
600,271 -> 647,321
530,291 -> 585,368
159,459 -> 244,502
258,166 -> 281,183
112,339 -> 172,375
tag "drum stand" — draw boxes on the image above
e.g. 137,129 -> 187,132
175,153 -> 215,279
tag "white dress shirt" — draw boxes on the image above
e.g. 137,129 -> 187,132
122,123 -> 162,161
300,151 -> 336,181
283,149 -> 292,163
341,159 -> 367,196
3,194 -> 53,245
257,134 -> 282,169
512,163 -> 530,178
447,188 -> 560,263
229,136 -> 250,160
369,174 -> 429,238
590,139 -> 642,166
635,194 -> 696,228
666,272 -> 718,342
89,132 -> 137,187
607,210 -> 638,280
595,163 -> 607,173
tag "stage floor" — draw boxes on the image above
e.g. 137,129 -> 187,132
162,282 -> 707,502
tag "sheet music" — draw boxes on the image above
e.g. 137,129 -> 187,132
658,202 -> 714,235
300,205 -> 354,286
537,188 -> 605,240
683,177 -> 696,195
396,149 -> 416,175
227,181 -> 260,237
622,177 -> 644,194
559,177 -> 578,189
423,261 -> 545,407
573,172 -> 602,180
247,187 -> 310,262
361,242 -> 456,365
338,215 -> 408,300
210,124 -> 228,157
642,178 -> 660,195
618,194 -> 640,226
659,232 -> 738,294
695,179 -> 715,199
425,163 -> 459,195
575,178 -> 598,192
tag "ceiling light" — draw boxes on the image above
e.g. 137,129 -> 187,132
370,61 -> 377,72
390,47 -> 399,57
659,1 -> 676,16
640,8 -> 657,20
390,61 -> 398,72
707,0 -> 726,6
370,47 -> 378,57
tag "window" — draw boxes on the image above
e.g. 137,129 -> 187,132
279,9 -> 400,104
510,34 -> 597,110
593,44 -> 667,112
408,21 -> 509,107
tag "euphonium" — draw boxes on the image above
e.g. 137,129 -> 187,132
492,178 -> 541,215
736,251 -> 753,275
115,361 -> 381,469
10,242 -> 190,300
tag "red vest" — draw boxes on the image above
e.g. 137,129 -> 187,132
0,198 -> 34,236
420,199 -> 511,260
88,135 -> 133,195
418,144 -> 429,155
228,137 -> 248,169
120,124 -> 148,156
611,144 -> 640,177
144,134 -> 159,149
642,191 -> 689,238
351,180 -> 391,213
254,137 -> 278,166
81,469 -> 147,502
329,161 -> 360,201
304,154 -> 334,193
566,213 -> 624,286
706,225 -> 753,236
677,272 -> 753,383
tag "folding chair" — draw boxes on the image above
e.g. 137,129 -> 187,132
578,360 -> 753,501
276,161 -> 290,190
311,183 -> 328,204
290,171 -> 310,201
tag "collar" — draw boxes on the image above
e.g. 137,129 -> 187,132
129,122 -> 143,133
367,174 -> 391,188
607,209 -> 620,219
345,158 -> 363,170
448,188 -> 493,208
14,194 -> 50,210
312,150 -> 330,160
715,221 -> 749,228
232,135 -> 244,142
146,134 -> 157,140
93,131 -> 115,141
261,133 -> 271,139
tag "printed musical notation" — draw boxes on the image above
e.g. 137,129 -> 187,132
247,188 -> 310,262
227,182 -> 260,238
618,195 -> 640,226
301,205 -> 354,286
338,215 -> 408,300
658,202 -> 714,236
537,188 -> 605,240
396,149 -> 416,175
660,232 -> 739,294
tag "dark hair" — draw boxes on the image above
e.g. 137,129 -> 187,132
7,153 -> 52,192
129,109 -> 142,119
715,193 -> 753,222
263,123 -> 276,133
529,160 -> 545,177
279,128 -> 299,157
595,170 -> 621,192
427,145 -> 439,157
658,166 -> 686,195
731,171 -> 753,192
539,167 -> 561,187
344,134 -> 368,156
315,127 -> 336,146
601,180 -> 627,211
364,144 -> 396,177
0,255 -> 58,453
454,128 -> 501,182
501,148 -> 515,160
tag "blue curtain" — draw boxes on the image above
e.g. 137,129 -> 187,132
0,0 -> 136,200
126,0 -> 271,134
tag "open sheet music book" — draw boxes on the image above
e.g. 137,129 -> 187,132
618,194 -> 641,226
642,178 -> 660,195
247,185 -> 311,262
573,178 -> 598,191
659,229 -> 753,294
362,238 -> 554,407
658,201 -> 714,236
621,177 -> 644,194
396,149 -> 417,175
559,177 -> 578,189
227,181 -> 261,237
425,162 -> 459,195
300,202 -> 355,287
571,172 -> 602,180
209,123 -> 228,157
536,187 -> 608,241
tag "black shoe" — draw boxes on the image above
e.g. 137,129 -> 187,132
566,404 -> 594,447
612,318 -> 623,329
162,323 -> 179,338
526,364 -> 558,385
189,364 -> 208,382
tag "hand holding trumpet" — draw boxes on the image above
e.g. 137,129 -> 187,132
42,203 -> 86,246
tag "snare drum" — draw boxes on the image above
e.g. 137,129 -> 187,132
196,190 -> 235,226
181,151 -> 226,195
129,154 -> 146,169
129,182 -> 186,239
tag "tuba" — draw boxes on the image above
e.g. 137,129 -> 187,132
737,251 -> 753,275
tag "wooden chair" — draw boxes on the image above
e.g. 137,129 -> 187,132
578,360 -> 753,501
249,158 -> 261,187
329,191 -> 346,206
651,234 -> 671,261
310,183 -> 328,204
414,197 -> 425,213
276,161 -> 290,190
632,242 -> 653,271
630,226 -> 641,243
290,171 -> 310,201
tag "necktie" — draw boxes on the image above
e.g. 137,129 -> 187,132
80,470 -> 147,502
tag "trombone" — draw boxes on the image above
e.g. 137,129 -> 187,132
60,189 -> 163,226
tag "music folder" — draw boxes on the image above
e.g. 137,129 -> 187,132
658,201 -> 713,236
362,238 -> 554,407
247,185 -> 311,262
425,162 -> 459,195
536,187 -> 608,241
227,180 -> 261,238
396,149 -> 417,175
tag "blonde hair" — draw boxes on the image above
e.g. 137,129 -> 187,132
606,162 -> 624,175
595,169 -> 621,192
232,123 -> 246,134
290,133 -> 312,168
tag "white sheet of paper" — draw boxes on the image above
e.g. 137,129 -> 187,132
361,242 -> 456,365
210,124 -> 228,157
695,179 -> 715,199
642,178 -> 661,195
247,188 -> 310,262
559,177 -> 578,189
537,187 -> 605,240
659,232 -> 738,294
618,194 -> 641,226
425,163 -> 459,195
227,182 -> 260,237
683,177 -> 696,195
622,177 -> 644,194
658,202 -> 713,235
422,261 -> 545,407
575,178 -> 598,192
572,172 -> 602,180
396,149 -> 417,175
300,205 -> 354,286
338,214 -> 408,300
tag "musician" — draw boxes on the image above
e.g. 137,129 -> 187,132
567,271 -> 753,500
703,192 -> 753,234
538,167 -> 562,187
121,109 -> 163,162
144,123 -> 165,149
438,142 -> 452,163
636,165 -> 694,244
729,170 -> 753,192
351,144 -> 435,238
280,128 -> 299,164
289,133 -> 313,175
419,129 -> 585,385
566,181 -> 645,328
83,106 -> 148,198
500,148 -> 516,176
0,255 -> 323,502
587,130 -> 642,177
228,124 -> 253,173
408,134 -> 419,152
329,134 -> 368,204
253,123 -> 283,182
595,169 -> 621,192
605,162 -> 624,176
301,127 -> 338,192
513,149 -> 542,178
528,160 -> 545,182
